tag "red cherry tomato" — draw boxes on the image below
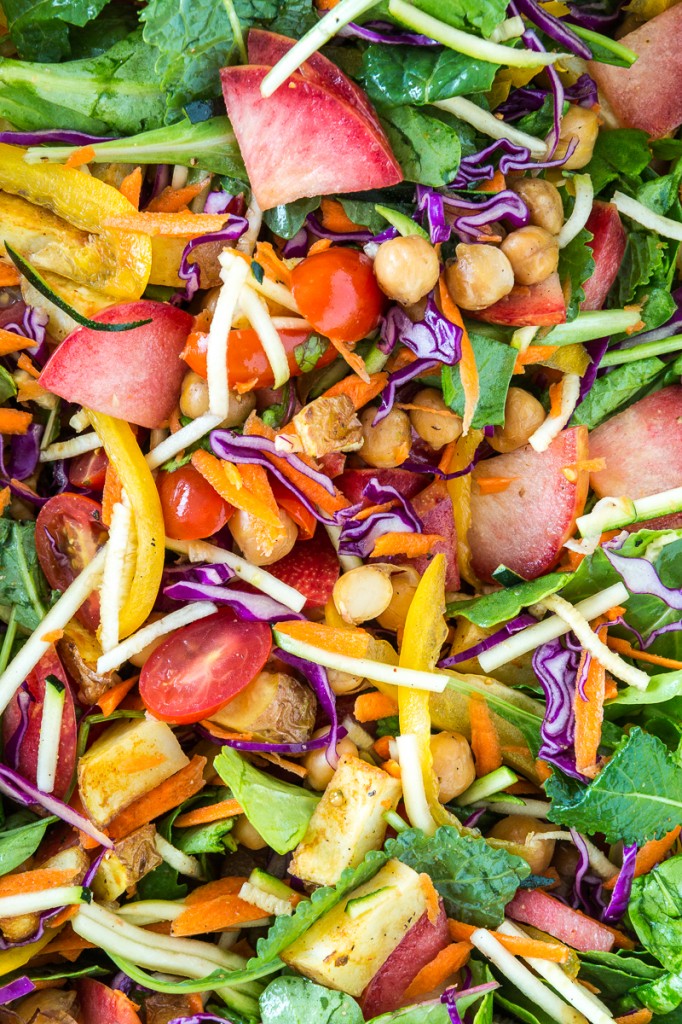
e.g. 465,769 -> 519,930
290,248 -> 385,344
182,327 -> 336,386
157,465 -> 233,541
35,494 -> 108,631
68,447 -> 108,492
139,610 -> 272,723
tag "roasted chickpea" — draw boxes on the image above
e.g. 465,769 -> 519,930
304,729 -> 359,791
359,406 -> 411,469
409,387 -> 463,451
490,387 -> 546,453
229,507 -> 298,566
373,235 -> 440,305
327,669 -> 366,695
444,244 -> 514,311
487,814 -> 556,875
233,815 -> 267,851
333,565 -> 394,625
556,105 -> 599,170
510,178 -> 564,235
377,566 -> 420,632
180,370 -> 256,427
500,226 -> 559,286
430,731 -> 476,803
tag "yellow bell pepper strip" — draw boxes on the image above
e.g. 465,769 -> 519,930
86,411 -> 165,639
0,930 -> 52,976
0,144 -> 151,301
443,429 -> 483,588
398,553 -> 462,832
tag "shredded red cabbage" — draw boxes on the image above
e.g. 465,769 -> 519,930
381,295 -> 462,365
282,227 -> 310,257
441,981 -> 500,1024
439,613 -> 536,667
0,130 -> 115,145
603,842 -> 637,923
4,684 -> 33,770
520,25 -> 564,155
402,436 -> 490,480
336,476 -> 424,557
565,0 -> 623,33
442,190 -> 530,240
164,578 -> 303,622
307,213 -> 397,245
374,357 -> 436,423
416,186 -> 451,244
178,217 -> 248,300
532,638 -> 585,780
0,976 -> 35,1005
169,1015 -> 238,1024
603,535 -> 682,610
198,723 -> 345,756
278,647 -> 339,765
453,137 -> 576,188
514,0 -> 592,57
339,20 -> 440,44
0,763 -> 112,848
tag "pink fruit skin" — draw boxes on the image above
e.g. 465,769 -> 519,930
589,386 -> 682,499
361,902 -> 451,1018
507,890 -> 615,952
469,427 -> 589,582
266,528 -> 340,609
469,273 -> 566,328
336,468 -> 425,506
220,65 -> 403,210
411,480 -> 459,590
78,979 -> 143,1024
582,202 -> 627,311
590,5 -> 682,139
39,301 -> 192,429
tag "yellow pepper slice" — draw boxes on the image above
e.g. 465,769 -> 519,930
445,429 -> 483,588
0,144 -> 151,300
0,930 -> 52,976
87,411 -> 165,638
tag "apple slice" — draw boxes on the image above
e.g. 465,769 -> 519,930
507,890 -> 616,952
468,272 -> 566,328
411,480 -> 459,590
220,65 -> 403,210
469,427 -> 589,581
590,4 -> 682,139
582,202 -> 627,311
78,979 -> 142,1024
589,386 -> 682,499
40,301 -> 192,429
247,28 -> 384,135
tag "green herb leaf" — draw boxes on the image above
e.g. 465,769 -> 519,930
262,382 -> 292,429
406,0 -> 508,37
629,856 -> 682,973
559,228 -> 595,322
3,0 -> 110,62
173,816 -> 237,855
294,335 -> 330,374
572,356 -> 667,429
378,105 -> 461,186
263,196 -> 321,239
441,332 -> 517,428
0,368 -> 17,405
0,815 -> 57,877
386,826 -> 529,927
359,44 -> 497,107
0,518 -> 50,631
585,129 -> 652,195
260,976 -> 364,1024
447,573 -> 574,627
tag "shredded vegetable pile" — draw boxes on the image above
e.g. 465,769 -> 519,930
1,0 -> 682,1020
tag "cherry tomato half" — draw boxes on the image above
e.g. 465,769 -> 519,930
35,494 -> 109,632
139,610 -> 272,723
182,327 -> 336,386
68,447 -> 108,492
290,248 -> 386,344
157,465 -> 233,541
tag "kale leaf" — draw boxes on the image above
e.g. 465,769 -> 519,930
378,105 -> 462,186
0,518 -> 50,631
359,44 -> 497,107
2,0 -> 110,62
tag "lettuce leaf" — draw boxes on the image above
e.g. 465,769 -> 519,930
3,0 -> 110,62
359,44 -> 498,107
629,856 -> 682,973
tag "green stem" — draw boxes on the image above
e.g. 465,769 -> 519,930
600,334 -> 682,366
543,308 -> 642,346
455,766 -> 518,806
383,809 -> 410,832
221,0 -> 247,64
375,204 -> 428,238
0,607 -> 17,676
569,23 -> 638,66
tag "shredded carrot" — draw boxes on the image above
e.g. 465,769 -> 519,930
603,826 -> 681,891
41,927 -> 95,960
354,691 -> 399,723
270,477 -> 316,540
371,532 -> 443,557
0,409 -> 32,435
41,629 -> 64,644
607,637 -> 682,671
0,327 -> 35,355
328,337 -> 370,383
254,240 -> 292,287
513,345 -> 559,373
260,750 -> 308,778
174,799 -> 243,828
273,620 -> 375,659
97,675 -> 139,717
65,145 -> 95,168
319,198 -> 363,233
475,476 -> 518,495
574,625 -> 607,777
469,695 -> 503,776
108,755 -> 207,840
404,941 -> 473,999
439,278 -> 479,434
0,487 -> 9,516
101,462 -> 122,528
535,759 -> 553,782
185,877 -> 246,904
355,500 -> 397,521
318,371 -> 389,411
615,1010 -> 652,1024
448,919 -> 570,963
382,758 -> 401,779
119,167 -> 143,209
102,212 -> 231,237
48,905 -> 80,929
479,170 -> 506,193
173,889 -> 266,936
373,735 -> 393,761
419,873 -> 440,925
606,923 -> 636,950
192,450 -> 283,531
0,264 -> 20,287
16,378 -> 48,403
146,179 -> 209,214
549,379 -> 564,418
506,779 -> 543,795
0,867 -> 79,897
308,238 -> 333,256
17,353 -> 40,378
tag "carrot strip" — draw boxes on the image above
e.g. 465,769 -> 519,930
101,463 -> 122,528
274,620 -> 375,659
0,409 -> 32,435
65,145 -> 95,168
549,379 -> 564,418
439,278 -> 479,434
97,675 -> 139,717
603,826 -> 681,891
0,868 -> 78,897
513,345 -> 559,373
41,927 -> 95,959
254,241 -> 292,287
108,755 -> 206,840
0,487 -> 9,516
476,476 -> 517,495
48,905 -> 80,929
119,167 -> 143,209
328,337 -> 370,383
102,212 -> 231,237
270,478 -> 315,540
479,170 -> 506,193
373,735 -> 393,760
174,799 -> 243,828
185,876 -> 246,903
0,327 -> 35,355
172,895 -> 267,936
308,238 -> 333,255
0,264 -> 20,287
404,942 -> 473,999
615,1010 -> 652,1024
146,179 -> 209,213
318,371 -> 389,411
354,691 -> 399,723
320,198 -> 362,233
17,353 -> 39,378
192,450 -> 283,531
382,758 -> 401,779
607,637 -> 682,671
469,695 -> 503,776
371,532 -> 443,557
16,379 -> 47,403
448,919 -> 570,963
41,629 -> 64,644
574,635 -> 606,777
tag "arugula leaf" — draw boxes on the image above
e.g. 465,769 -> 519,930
263,196 -> 320,239
441,332 -> 517,428
0,368 -> 17,405
173,816 -> 237,855
572,356 -> 667,429
253,849 -> 388,963
585,129 -> 652,195
260,976 -> 363,1024
408,0 -> 507,37
386,826 -> 529,927
214,747 -> 319,855
0,518 -> 50,631
546,728 -> 682,844
295,335 -> 330,374
629,856 -> 682,973
0,815 -> 56,877
559,228 -> 596,321
359,44 -> 497,107
447,573 -> 573,628
378,105 -> 461,186
3,0 -> 110,62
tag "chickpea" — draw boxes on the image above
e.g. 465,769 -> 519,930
490,387 -> 546,454
373,235 -> 440,305
444,244 -> 514,311
327,669 -> 366,695
229,507 -> 298,566
430,731 -> 476,803
333,565 -> 394,625
304,728 -> 358,791
409,388 -> 463,451
377,566 -> 420,632
500,226 -> 559,287
556,105 -> 599,170
510,178 -> 563,235
359,406 -> 411,469
487,814 -> 556,875
179,370 -> 256,427
233,815 -> 267,851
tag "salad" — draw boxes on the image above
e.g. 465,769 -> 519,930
0,0 -> 682,1019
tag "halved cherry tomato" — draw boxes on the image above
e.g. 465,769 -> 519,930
270,477 -> 315,540
68,447 -> 108,492
181,327 -> 336,386
290,248 -> 385,343
139,610 -> 272,723
157,464 -> 233,541
35,494 -> 109,631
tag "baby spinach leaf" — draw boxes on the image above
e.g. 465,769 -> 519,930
173,816 -> 237,856
378,105 -> 461,186
386,826 -> 529,927
572,356 -> 667,429
260,976 -> 363,1024
369,1006 -> 450,1023
634,969 -> 682,1014
0,518 -> 50,631
447,573 -> 573,627
3,0 -> 110,62
263,196 -> 320,239
407,0 -> 507,37
0,814 -> 57,877
578,950 -> 664,1003
585,129 -> 651,195
559,228 -> 595,321
359,44 -> 498,107
67,5 -> 139,59
441,332 -> 517,428
546,728 -> 682,844
630,856 -> 682,973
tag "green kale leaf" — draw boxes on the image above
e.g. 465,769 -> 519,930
572,356 -> 667,429
441,331 -> 517,428
359,44 -> 498,107
0,518 -> 50,631
406,0 -> 508,38
3,0 -> 110,62
584,129 -> 652,195
378,105 -> 461,186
